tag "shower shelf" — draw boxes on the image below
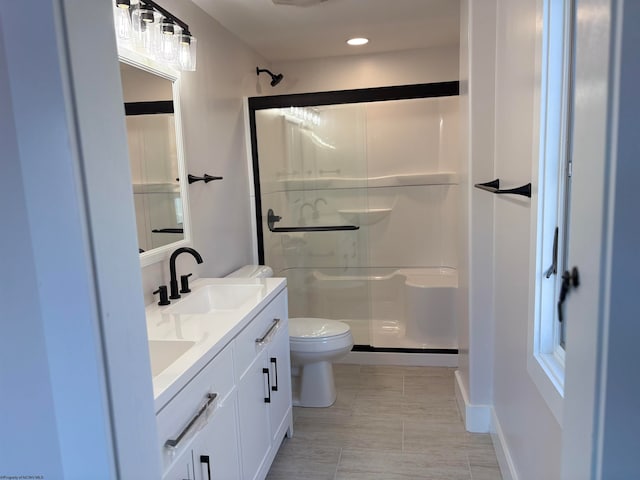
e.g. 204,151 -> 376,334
338,208 -> 392,225
267,209 -> 359,233
275,172 -> 458,191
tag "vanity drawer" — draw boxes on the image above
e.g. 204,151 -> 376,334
156,342 -> 235,471
234,290 -> 288,380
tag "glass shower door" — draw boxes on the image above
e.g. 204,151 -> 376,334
254,104 -> 372,346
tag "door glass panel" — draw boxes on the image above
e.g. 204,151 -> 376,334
255,105 -> 372,346
252,90 -> 459,351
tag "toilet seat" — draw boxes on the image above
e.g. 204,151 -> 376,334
289,317 -> 350,340
289,318 -> 353,354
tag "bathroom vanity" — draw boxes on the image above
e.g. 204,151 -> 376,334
145,278 -> 292,480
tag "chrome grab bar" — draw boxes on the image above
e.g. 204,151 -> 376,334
164,392 -> 218,449
255,318 -> 280,345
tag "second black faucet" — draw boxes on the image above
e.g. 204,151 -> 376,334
169,247 -> 204,299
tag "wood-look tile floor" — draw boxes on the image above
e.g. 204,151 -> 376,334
267,364 -> 502,480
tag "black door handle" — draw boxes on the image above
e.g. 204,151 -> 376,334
544,227 -> 559,278
270,357 -> 278,392
558,267 -> 580,323
200,455 -> 211,480
263,368 -> 271,403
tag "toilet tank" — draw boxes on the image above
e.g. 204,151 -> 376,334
226,265 -> 274,278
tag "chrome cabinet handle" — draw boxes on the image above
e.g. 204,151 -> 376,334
164,393 -> 218,449
255,318 -> 280,345
263,368 -> 272,403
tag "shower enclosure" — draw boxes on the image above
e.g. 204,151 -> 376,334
248,83 -> 459,353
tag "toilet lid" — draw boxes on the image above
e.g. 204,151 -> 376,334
289,318 -> 350,339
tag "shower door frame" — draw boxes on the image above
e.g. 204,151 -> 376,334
247,81 -> 460,264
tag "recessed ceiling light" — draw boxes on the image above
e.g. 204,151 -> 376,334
347,37 -> 369,46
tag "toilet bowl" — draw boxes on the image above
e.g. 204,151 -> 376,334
226,265 -> 354,407
289,317 -> 353,407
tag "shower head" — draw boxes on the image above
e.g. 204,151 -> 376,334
256,67 -> 284,87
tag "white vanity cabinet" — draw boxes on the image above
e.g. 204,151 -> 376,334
162,396 -> 241,480
235,290 -> 292,480
156,287 -> 292,480
162,446 -> 194,480
157,343 -> 240,480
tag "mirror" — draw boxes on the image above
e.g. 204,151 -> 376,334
118,56 -> 190,266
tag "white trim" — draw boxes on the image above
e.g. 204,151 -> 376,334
491,408 -> 519,480
454,370 -> 491,433
526,0 -> 572,424
337,351 -> 458,368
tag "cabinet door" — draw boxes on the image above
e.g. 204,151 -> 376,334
193,392 -> 242,480
268,318 -> 292,443
237,351 -> 272,480
163,448 -> 194,480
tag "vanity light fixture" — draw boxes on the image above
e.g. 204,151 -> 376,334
113,0 -> 197,71
347,37 -> 369,46
113,0 -> 133,41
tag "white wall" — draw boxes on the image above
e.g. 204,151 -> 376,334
0,0 -> 160,477
138,0 -> 268,305
269,46 -> 459,94
457,0 -> 498,431
597,2 -> 640,474
120,63 -> 173,102
561,1 -> 640,477
0,18 -> 65,477
490,0 -> 561,478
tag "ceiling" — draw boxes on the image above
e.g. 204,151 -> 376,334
191,0 -> 460,62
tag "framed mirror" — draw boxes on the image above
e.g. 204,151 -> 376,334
118,51 -> 191,266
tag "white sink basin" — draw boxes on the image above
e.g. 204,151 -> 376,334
164,284 -> 264,315
148,339 -> 196,377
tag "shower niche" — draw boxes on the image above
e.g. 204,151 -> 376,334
248,82 -> 460,353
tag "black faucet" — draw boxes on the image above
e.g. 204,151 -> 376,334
169,247 -> 204,299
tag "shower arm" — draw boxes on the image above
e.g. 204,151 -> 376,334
267,209 -> 359,233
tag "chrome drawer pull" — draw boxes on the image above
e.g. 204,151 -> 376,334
165,392 -> 218,450
255,318 -> 280,345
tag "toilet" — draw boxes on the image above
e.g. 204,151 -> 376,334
227,265 -> 354,407
288,317 -> 353,407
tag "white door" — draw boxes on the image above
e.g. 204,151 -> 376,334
237,351 -> 272,480
192,392 -> 242,480
268,317 -> 293,443
560,0 -> 640,478
163,448 -> 194,480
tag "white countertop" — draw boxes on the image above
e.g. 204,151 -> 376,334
145,277 -> 287,412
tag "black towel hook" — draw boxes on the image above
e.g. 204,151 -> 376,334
188,174 -> 223,184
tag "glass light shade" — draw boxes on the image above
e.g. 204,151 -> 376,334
178,34 -> 197,71
113,1 -> 132,41
155,20 -> 181,63
131,5 -> 158,55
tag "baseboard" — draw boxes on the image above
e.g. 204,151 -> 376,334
490,408 -> 519,480
454,370 -> 491,432
337,350 -> 458,367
